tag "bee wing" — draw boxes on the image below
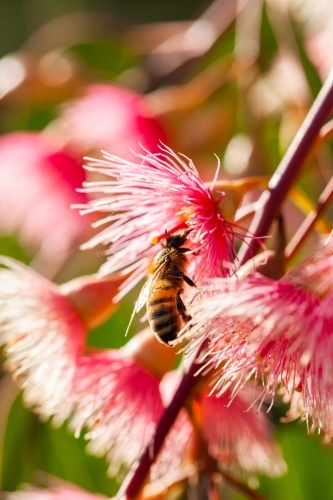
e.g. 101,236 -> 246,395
125,262 -> 167,337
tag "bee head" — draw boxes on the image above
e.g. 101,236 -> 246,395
164,229 -> 191,249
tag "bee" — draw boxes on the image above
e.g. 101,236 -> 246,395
126,230 -> 196,345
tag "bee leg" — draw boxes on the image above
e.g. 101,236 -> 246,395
178,247 -> 191,253
170,270 -> 196,287
176,292 -> 192,323
183,274 -> 196,287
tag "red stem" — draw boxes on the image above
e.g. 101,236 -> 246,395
116,348 -> 205,499
238,67 -> 333,265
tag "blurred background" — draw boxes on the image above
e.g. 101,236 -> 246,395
0,0 -> 333,499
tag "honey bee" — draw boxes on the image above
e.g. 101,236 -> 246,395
126,230 -> 196,345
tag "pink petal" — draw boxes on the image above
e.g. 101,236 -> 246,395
0,257 -> 86,423
3,485 -> 107,500
0,132 -> 92,267
185,245 -> 333,433
80,145 -> 249,297
70,350 -> 163,474
202,387 -> 286,476
58,83 -> 166,159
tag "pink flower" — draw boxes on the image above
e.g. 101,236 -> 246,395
201,387 -> 286,477
155,370 -> 285,480
185,243 -> 333,435
0,257 -> 169,474
0,257 -> 86,423
56,83 -> 166,159
3,485 -> 107,500
0,258 -> 124,424
0,257 -> 172,476
70,349 -> 164,475
0,132 -> 92,274
81,145 -> 249,296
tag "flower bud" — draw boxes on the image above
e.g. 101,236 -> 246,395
60,273 -> 128,330
210,176 -> 269,222
122,328 -> 177,379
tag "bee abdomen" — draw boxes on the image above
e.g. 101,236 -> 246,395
148,297 -> 173,307
148,300 -> 181,344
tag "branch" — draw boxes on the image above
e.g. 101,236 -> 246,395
238,67 -> 333,265
285,175 -> 333,260
116,345 -> 206,499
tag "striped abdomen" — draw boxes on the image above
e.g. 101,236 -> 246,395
147,287 -> 181,344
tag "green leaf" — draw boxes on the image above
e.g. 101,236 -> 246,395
68,41 -> 140,79
2,393 -> 118,496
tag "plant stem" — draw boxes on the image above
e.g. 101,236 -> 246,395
238,67 -> 333,265
116,347 -> 205,499
317,119 -> 333,149
285,175 -> 333,261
